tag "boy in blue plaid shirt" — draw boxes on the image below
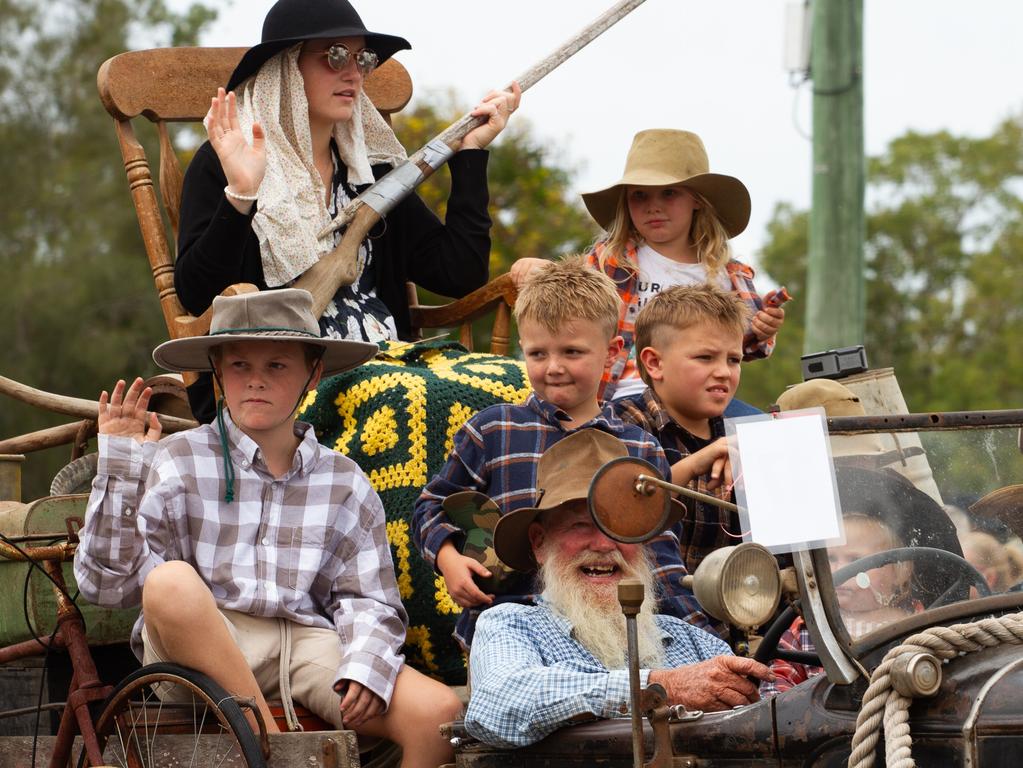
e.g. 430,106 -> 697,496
412,259 -> 709,649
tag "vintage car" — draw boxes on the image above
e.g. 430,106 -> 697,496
448,409 -> 1023,767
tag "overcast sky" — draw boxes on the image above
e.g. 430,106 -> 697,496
184,1 -> 1023,273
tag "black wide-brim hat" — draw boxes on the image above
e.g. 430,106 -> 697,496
226,0 -> 411,92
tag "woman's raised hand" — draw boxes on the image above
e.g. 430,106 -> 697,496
98,378 -> 162,444
461,81 -> 522,151
205,88 -> 267,211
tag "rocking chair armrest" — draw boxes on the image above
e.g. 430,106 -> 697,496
409,272 -> 519,330
172,283 -> 261,339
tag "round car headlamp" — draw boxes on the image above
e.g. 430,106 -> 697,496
692,543 -> 781,632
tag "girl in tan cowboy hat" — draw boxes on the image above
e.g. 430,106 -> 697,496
175,0 -> 521,421
513,129 -> 786,405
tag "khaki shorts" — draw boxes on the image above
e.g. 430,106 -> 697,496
141,609 -> 346,728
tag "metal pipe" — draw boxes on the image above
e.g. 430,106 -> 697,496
618,578 -> 645,768
635,473 -> 739,513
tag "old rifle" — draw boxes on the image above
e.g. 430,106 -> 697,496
293,0 -> 649,317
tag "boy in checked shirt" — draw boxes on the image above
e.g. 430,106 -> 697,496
74,289 -> 461,768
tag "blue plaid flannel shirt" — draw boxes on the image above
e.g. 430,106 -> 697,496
464,600 -> 731,747
412,393 -> 709,648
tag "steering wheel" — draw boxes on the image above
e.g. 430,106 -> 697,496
753,547 -> 991,666
832,546 -> 991,609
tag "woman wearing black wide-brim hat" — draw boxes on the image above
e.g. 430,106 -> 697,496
174,0 -> 521,423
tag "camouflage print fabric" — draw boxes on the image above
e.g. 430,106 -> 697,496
298,340 -> 530,685
441,491 -> 517,595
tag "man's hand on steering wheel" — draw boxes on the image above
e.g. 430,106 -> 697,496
649,656 -> 775,711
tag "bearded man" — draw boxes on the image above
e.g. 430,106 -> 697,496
463,429 -> 774,748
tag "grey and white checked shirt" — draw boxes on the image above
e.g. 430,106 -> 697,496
73,413 -> 408,705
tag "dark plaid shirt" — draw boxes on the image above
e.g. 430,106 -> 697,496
614,389 -> 743,567
412,393 -> 712,647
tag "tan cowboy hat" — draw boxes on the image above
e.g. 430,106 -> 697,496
494,429 -> 683,571
581,129 -> 751,238
494,430 -> 627,572
152,289 -> 377,377
775,379 -> 922,468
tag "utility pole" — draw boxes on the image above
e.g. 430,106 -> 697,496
805,0 -> 865,353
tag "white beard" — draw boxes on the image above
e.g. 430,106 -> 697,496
538,545 -> 666,670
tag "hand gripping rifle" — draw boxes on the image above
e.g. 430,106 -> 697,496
292,0 -> 649,317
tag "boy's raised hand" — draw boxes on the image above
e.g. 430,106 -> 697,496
99,378 -> 162,444
436,541 -> 495,609
671,437 -> 732,491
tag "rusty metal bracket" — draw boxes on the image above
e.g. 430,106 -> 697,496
639,684 -> 673,768
234,696 -> 271,759
65,516 -> 83,543
320,736 -> 341,768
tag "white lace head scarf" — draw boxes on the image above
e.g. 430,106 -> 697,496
233,44 -> 407,287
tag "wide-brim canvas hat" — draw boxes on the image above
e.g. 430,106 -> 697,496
494,429 -> 683,572
581,129 -> 751,238
775,379 -> 923,468
226,0 -> 412,92
152,289 -> 377,377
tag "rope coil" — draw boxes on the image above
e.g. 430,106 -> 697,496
848,611 -> 1023,768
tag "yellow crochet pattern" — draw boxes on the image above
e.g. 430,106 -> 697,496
300,340 -> 529,685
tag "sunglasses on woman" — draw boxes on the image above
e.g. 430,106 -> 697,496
311,43 -> 379,76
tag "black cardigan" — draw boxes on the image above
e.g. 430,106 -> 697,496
174,141 -> 493,340
174,142 -> 493,421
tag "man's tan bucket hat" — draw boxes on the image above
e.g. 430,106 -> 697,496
493,430 -> 629,572
775,379 -> 922,468
581,129 -> 751,238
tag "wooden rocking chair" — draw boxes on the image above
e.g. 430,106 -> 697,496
96,46 -> 518,359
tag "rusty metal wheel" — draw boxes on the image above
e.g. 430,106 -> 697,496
83,662 -> 266,767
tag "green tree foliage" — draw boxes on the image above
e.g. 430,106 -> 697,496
0,0 -> 215,498
392,93 -> 598,275
391,93 -> 598,350
748,116 -> 1023,412
734,202 -> 810,409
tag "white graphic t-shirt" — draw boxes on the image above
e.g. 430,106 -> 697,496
613,244 -> 731,400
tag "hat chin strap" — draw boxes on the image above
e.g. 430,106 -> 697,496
208,351 -> 325,503
210,357 -> 236,503
290,352 -> 325,418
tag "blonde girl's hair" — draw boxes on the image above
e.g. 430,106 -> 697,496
593,188 -> 733,277
514,256 -> 622,340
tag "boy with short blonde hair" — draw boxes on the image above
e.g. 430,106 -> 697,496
613,284 -> 750,590
74,289 -> 462,768
512,257 -> 622,340
413,259 -> 709,648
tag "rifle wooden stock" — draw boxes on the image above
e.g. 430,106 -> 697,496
307,0 -> 649,302
293,202 -> 377,318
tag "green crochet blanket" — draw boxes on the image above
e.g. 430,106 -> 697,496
298,340 -> 530,685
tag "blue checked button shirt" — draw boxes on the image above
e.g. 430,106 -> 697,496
464,600 -> 732,747
74,411 -> 408,706
412,394 -> 709,647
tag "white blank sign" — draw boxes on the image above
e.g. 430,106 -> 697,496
725,408 -> 844,554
